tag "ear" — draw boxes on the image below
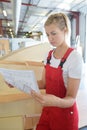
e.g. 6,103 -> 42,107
64,27 -> 68,34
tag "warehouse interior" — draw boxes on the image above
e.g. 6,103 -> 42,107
0,0 -> 87,130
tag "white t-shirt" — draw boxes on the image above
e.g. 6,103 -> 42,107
44,49 -> 83,87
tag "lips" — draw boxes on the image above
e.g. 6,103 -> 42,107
51,42 -> 56,45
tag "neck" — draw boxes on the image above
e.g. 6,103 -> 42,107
53,43 -> 69,59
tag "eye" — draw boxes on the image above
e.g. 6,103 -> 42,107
51,32 -> 56,35
46,34 -> 49,37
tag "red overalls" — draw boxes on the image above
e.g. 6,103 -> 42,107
36,48 -> 79,130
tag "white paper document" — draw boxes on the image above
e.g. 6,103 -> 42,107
0,68 -> 39,93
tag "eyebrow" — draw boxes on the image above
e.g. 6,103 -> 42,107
46,31 -> 56,34
51,31 -> 56,33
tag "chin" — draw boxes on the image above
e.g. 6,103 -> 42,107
51,43 -> 57,47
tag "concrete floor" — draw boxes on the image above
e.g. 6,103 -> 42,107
79,126 -> 87,130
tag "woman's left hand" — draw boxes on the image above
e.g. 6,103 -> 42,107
31,90 -> 56,106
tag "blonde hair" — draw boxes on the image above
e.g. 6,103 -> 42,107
44,13 -> 70,34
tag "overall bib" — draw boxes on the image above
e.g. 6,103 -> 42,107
36,48 -> 79,130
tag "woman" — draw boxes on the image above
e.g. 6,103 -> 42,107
31,13 -> 83,130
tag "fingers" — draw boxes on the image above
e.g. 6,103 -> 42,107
31,90 -> 44,104
31,90 -> 42,99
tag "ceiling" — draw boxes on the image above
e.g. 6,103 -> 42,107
0,0 -> 87,38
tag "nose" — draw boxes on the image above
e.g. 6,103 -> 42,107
48,35 -> 53,42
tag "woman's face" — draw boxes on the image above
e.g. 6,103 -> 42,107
45,24 -> 66,47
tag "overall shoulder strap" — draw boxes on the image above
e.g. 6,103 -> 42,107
63,48 -> 74,60
46,50 -> 53,64
59,48 -> 74,68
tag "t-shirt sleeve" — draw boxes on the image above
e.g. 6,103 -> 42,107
68,50 -> 84,79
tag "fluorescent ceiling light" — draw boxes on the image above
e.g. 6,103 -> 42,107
3,10 -> 7,17
7,22 -> 10,26
9,28 -> 12,31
